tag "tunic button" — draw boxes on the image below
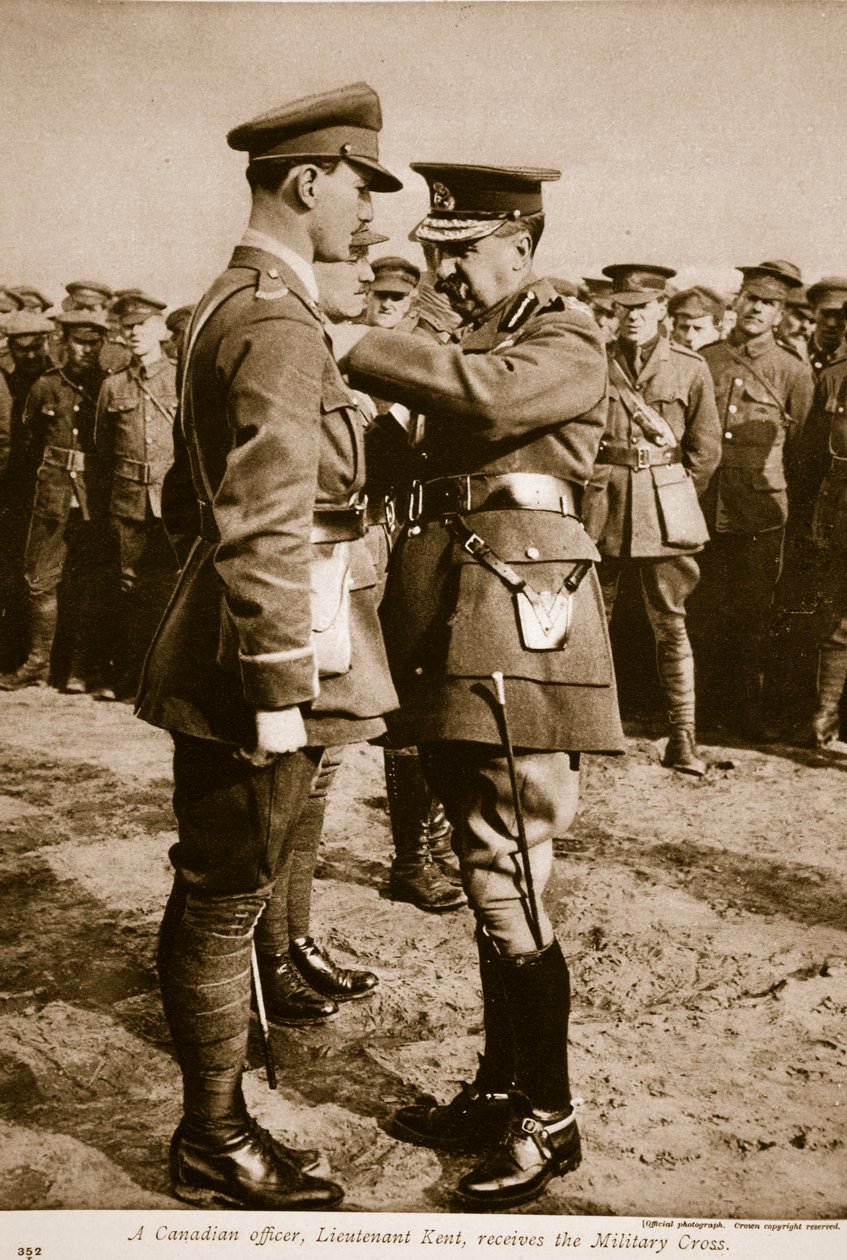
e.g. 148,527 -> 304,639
73,404 -> 79,413
734,378 -> 743,386
72,428 -> 78,436
839,407 -> 845,414
414,667 -> 424,676
526,546 -> 540,560
408,524 -> 421,537
630,436 -> 639,446
815,361 -> 823,370
69,470 -> 77,479
728,404 -> 738,414
146,436 -> 152,445
268,268 -> 279,279
724,432 -> 733,440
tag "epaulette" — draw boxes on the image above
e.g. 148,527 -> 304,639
669,341 -> 705,361
254,267 -> 291,303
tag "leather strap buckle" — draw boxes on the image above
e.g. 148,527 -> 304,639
636,446 -> 652,470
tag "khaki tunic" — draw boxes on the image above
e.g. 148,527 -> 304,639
136,246 -> 398,750
582,337 -> 721,558
345,277 -> 624,753
96,357 -> 177,520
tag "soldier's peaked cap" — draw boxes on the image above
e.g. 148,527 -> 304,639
602,264 -> 676,306
55,309 -> 109,334
668,286 -> 725,321
112,292 -> 167,321
737,260 -> 803,299
3,310 -> 54,338
370,256 -> 421,293
411,164 -> 560,243
65,280 -> 113,300
806,276 -> 847,310
227,82 -> 402,193
7,286 -> 51,311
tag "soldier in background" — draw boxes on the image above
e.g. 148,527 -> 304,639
0,311 -> 55,670
583,264 -> 721,775
362,256 -> 420,329
579,275 -> 619,344
791,309 -> 847,747
778,286 -> 816,363
6,287 -> 52,313
806,277 -> 847,377
669,286 -> 724,352
0,312 -> 113,694
163,305 -> 194,364
693,262 -> 815,738
95,292 -> 178,700
62,281 -> 132,375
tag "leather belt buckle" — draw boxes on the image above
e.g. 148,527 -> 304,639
636,446 -> 652,470
461,530 -> 485,555
408,479 -> 423,524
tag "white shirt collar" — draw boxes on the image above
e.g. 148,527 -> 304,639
239,228 -> 319,304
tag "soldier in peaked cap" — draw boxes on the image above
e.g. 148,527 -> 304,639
0,311 -> 114,695
805,276 -> 847,376
163,304 -> 195,363
669,286 -> 725,353
579,277 -> 619,345
691,261 -> 814,738
61,281 -> 132,375
95,292 -> 178,700
346,162 -> 624,1208
136,82 -> 401,1211
363,255 -> 421,329
6,287 -> 51,313
0,311 -> 55,670
581,265 -> 721,776
778,285 -> 816,363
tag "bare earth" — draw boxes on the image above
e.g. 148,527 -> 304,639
0,687 -> 844,1217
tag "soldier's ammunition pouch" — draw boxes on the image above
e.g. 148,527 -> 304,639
409,472 -> 581,524
43,446 -> 88,472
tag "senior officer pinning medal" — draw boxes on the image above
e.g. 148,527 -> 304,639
345,164 -> 624,1208
135,83 -> 402,1210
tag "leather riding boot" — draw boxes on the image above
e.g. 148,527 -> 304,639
0,592 -> 57,690
456,939 -> 580,1207
158,897 -> 340,1208
656,639 -> 706,776
384,747 -> 467,912
391,929 -> 514,1152
289,935 -> 378,1002
254,951 -> 338,1026
811,644 -> 847,747
426,798 -> 464,887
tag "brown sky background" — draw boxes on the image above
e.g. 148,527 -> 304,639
2,0 -> 845,311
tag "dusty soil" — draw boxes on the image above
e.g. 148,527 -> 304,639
0,686 -> 845,1217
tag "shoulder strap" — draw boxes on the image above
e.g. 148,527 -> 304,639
607,356 -> 679,449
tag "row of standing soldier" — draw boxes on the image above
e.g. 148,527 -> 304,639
1,82 -> 847,1210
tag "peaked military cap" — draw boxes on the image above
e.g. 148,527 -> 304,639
227,82 -> 402,193
165,305 -> 195,336
3,310 -> 54,338
55,309 -> 109,335
784,284 -> 813,313
411,164 -> 560,243
350,225 -> 390,252
806,276 -> 847,311
602,264 -> 677,306
6,286 -> 51,311
112,291 -> 167,322
370,256 -> 421,293
668,286 -> 725,322
65,280 -> 113,302
0,289 -> 23,314
737,260 -> 803,300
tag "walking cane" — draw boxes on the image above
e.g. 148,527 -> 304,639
250,943 -> 278,1091
491,671 -> 545,951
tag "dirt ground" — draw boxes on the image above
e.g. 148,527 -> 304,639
0,685 -> 845,1218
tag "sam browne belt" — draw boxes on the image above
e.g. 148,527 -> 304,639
408,472 -> 581,524
596,443 -> 682,470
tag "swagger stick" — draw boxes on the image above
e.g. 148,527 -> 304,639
250,942 -> 278,1091
491,671 -> 545,951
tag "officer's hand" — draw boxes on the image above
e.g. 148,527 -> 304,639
237,707 -> 308,767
